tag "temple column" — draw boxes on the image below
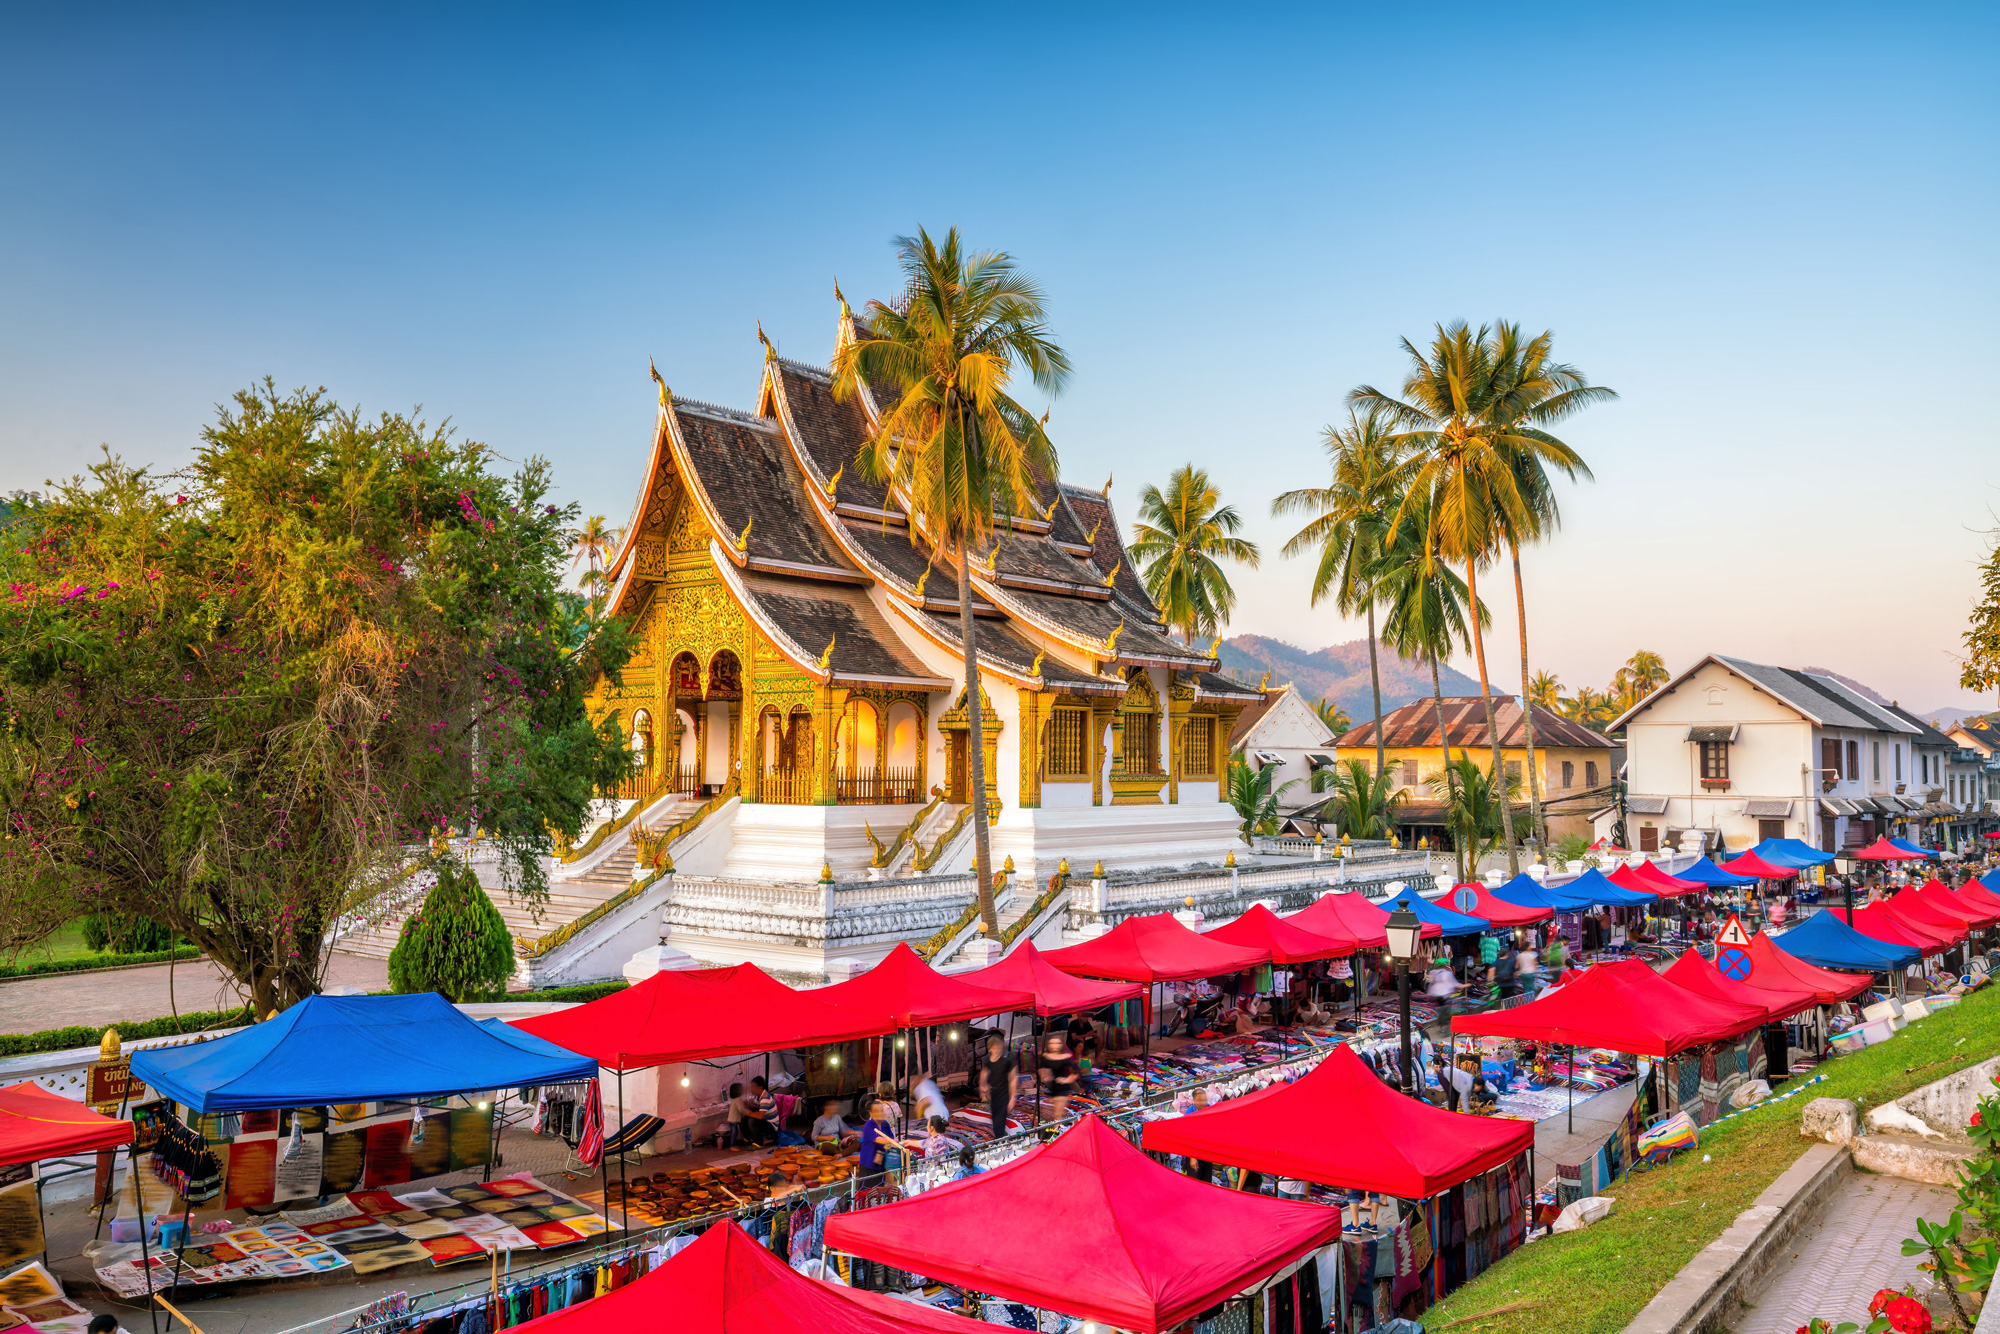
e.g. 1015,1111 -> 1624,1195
1018,688 -> 1046,810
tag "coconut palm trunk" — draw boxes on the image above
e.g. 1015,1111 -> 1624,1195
1510,540 -> 1545,857
1366,602 -> 1385,778
1430,656 -> 1452,798
1463,555 -> 1519,875
957,419 -> 998,934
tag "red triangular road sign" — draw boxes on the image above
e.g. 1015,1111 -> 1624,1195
1716,912 -> 1753,948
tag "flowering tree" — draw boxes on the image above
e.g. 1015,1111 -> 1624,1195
0,382 -> 633,1013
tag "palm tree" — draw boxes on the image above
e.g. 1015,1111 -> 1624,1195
1483,323 -> 1613,856
571,515 -> 623,618
1130,465 -> 1261,643
1428,753 -> 1523,882
1564,685 -> 1614,729
1322,759 -> 1406,841
1620,650 -> 1668,712
1527,671 -> 1563,712
1226,755 -> 1297,843
1310,696 -> 1352,738
1374,487 -> 1487,806
1273,407 -> 1401,781
832,228 -> 1070,934
1352,322 -> 1607,876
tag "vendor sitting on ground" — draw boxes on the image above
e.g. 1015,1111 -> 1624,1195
1466,1073 -> 1499,1114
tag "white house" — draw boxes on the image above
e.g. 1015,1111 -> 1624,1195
1604,654 -> 1923,855
1227,684 -> 1338,816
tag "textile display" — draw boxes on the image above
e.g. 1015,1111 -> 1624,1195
93,1172 -> 605,1298
0,1180 -> 44,1272
1638,1111 -> 1699,1164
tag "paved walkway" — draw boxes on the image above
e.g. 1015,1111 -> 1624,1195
0,954 -> 389,1034
1734,1174 -> 1957,1334
1531,1082 -> 1638,1186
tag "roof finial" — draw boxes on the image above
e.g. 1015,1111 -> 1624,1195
1101,472 -> 1112,495
1029,648 -> 1045,678
827,462 -> 843,499
912,565 -> 930,598
834,279 -> 851,318
1258,670 -> 1271,691
983,544 -> 1000,575
757,321 -> 776,362
649,357 -> 670,411
1102,560 -> 1120,588
1105,617 -> 1125,656
1085,518 -> 1103,545
817,635 -> 836,671
1041,496 -> 1059,522
1208,634 -> 1222,657
734,516 -> 753,552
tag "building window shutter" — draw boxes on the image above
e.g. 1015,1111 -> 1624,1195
1846,739 -> 1859,781
1401,758 -> 1419,787
1586,761 -> 1599,788
1562,760 -> 1574,788
1180,716 -> 1215,778
1047,707 -> 1090,778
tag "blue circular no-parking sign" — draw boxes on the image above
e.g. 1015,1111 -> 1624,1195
1716,947 -> 1753,981
1453,886 -> 1480,913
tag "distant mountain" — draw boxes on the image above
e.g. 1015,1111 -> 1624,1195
1217,635 -> 1482,716
1926,706 -> 1992,731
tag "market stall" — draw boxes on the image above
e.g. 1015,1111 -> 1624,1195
505,1217 -> 992,1333
960,940 -> 1145,1014
0,1082 -> 133,1289
1674,857 -> 1759,890
1040,912 -> 1270,983
1957,879 -> 2000,917
1745,931 -> 1873,1004
1452,960 -> 1762,1058
823,1115 -> 1345,1333
1204,903 -> 1357,962
818,943 -> 1035,1026
1847,902 -> 1958,956
1720,851 -> 1801,882
1141,1044 -> 1530,1197
1378,885 -> 1488,937
1662,949 -> 1817,1023
1768,910 -> 1919,973
1748,838 -> 1838,870
1437,881 -> 1553,928
1285,891 -> 1443,949
1490,873 -> 1597,915
1890,838 -> 1940,859
1140,1044 -> 1532,1323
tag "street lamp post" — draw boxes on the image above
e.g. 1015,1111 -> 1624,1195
1385,905 -> 1423,1095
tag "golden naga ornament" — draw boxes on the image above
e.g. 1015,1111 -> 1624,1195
816,635 -> 836,671
649,358 -> 670,411
734,516 -> 753,552
1102,560 -> 1120,588
912,565 -> 930,597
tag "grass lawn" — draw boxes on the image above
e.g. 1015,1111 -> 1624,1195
1424,985 -> 2000,1334
4,921 -> 96,966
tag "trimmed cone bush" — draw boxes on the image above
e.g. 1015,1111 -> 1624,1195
386,861 -> 516,1002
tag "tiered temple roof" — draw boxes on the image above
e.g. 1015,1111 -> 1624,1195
601,302 -> 1260,704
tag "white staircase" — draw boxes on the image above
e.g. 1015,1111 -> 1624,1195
332,793 -> 702,964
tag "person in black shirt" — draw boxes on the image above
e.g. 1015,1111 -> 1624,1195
978,1033 -> 1017,1138
1038,1035 -> 1081,1117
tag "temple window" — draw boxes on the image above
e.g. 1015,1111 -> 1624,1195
1181,715 -> 1216,778
1047,707 -> 1090,779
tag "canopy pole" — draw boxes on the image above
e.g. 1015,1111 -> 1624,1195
599,1066 -> 612,1236
129,1136 -> 159,1334
1567,1044 -> 1574,1135
1143,983 -> 1153,1097
616,1066 -> 629,1236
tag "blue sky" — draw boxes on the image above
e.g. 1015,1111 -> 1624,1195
3,3 -> 1996,713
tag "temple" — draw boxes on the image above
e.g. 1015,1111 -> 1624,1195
584,299 -> 1262,896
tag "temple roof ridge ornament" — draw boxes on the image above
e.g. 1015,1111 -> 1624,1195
757,320 -> 777,362
733,516 -> 752,552
1102,560 -> 1120,588
1105,617 -> 1125,656
672,396 -> 775,429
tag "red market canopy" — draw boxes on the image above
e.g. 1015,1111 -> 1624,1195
815,944 -> 1035,1027
1846,903 -> 1954,955
1624,860 -> 1705,897
1438,881 -> 1553,928
1746,931 -> 1873,1004
1911,882 -> 1997,930
1881,892 -> 1972,946
0,1083 -> 132,1165
1854,837 -> 1930,862
1204,904 -> 1356,965
512,963 -> 897,1071
823,1116 -> 1344,1333
959,941 -> 1145,1017
1662,948 -> 1817,1023
1041,913 -> 1269,984
1285,892 -> 1442,951
1721,851 -> 1801,880
1451,959 -> 1765,1056
1955,881 -> 2000,919
1141,1045 -> 1532,1198
510,1218 -> 989,1334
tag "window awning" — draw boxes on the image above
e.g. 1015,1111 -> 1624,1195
1742,799 -> 1793,818
1686,724 -> 1740,743
1305,753 -> 1338,770
1818,798 -> 1856,817
1627,794 -> 1670,815
1251,750 -> 1286,766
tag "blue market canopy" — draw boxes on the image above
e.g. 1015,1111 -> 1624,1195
132,994 -> 599,1113
1674,856 -> 1759,888
1769,910 -> 1919,973
1563,867 -> 1658,908
1491,872 -> 1598,914
1889,838 -> 1940,859
1379,885 -> 1487,937
1749,838 -> 1837,869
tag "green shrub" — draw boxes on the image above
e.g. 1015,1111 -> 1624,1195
0,945 -> 201,979
0,1006 -> 254,1058
387,861 -> 516,1002
82,913 -> 178,954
